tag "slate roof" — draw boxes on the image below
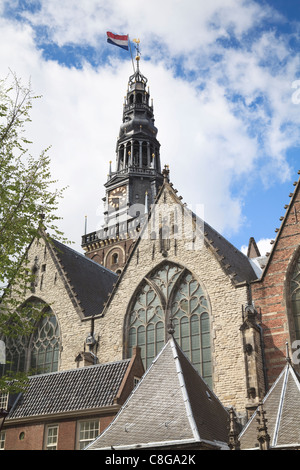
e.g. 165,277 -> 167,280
239,361 -> 300,449
50,239 -> 117,318
86,338 -> 230,450
7,359 -> 131,420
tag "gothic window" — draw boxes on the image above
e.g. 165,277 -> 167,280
0,301 -> 60,376
290,255 -> 300,339
30,307 -> 60,374
127,263 -> 212,387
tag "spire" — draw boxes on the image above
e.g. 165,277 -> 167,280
113,39 -> 161,176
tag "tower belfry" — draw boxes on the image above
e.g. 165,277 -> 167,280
82,43 -> 163,273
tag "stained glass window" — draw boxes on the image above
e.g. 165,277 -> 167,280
0,301 -> 60,376
127,263 -> 212,387
30,308 -> 60,374
291,256 -> 300,339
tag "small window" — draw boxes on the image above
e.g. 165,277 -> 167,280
112,253 -> 119,265
134,376 -> 140,388
45,425 -> 59,450
0,432 -> 5,450
0,393 -> 8,410
78,420 -> 99,450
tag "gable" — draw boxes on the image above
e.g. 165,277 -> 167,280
86,339 -> 229,450
102,178 -> 258,316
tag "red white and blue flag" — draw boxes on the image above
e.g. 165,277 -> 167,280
107,32 -> 129,51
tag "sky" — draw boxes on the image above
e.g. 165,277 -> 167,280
1,0 -> 300,257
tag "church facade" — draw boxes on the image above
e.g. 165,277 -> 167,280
1,53 -> 300,450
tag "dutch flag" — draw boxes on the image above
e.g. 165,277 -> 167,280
107,32 -> 129,51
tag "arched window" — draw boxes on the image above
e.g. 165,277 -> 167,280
30,307 -> 60,374
127,263 -> 212,387
0,301 -> 60,377
112,253 -> 119,265
290,255 -> 300,339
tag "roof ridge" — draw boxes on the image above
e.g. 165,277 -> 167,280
27,358 -> 131,379
272,364 -> 290,447
169,338 -> 201,442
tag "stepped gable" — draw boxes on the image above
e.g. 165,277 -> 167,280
86,338 -> 230,450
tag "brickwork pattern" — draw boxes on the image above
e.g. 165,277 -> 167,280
252,182 -> 300,386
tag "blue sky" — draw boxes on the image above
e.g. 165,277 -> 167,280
1,0 -> 300,257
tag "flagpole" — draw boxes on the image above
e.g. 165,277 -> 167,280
128,35 -> 136,74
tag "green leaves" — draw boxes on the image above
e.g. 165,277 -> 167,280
0,73 -> 66,296
0,72 -> 67,392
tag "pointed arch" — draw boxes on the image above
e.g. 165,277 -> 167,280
125,262 -> 212,386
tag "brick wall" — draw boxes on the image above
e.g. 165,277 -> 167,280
251,180 -> 300,387
3,414 -> 116,450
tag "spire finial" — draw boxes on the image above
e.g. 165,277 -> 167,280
133,38 -> 141,70
256,402 -> 270,450
167,317 -> 175,336
286,341 -> 291,364
228,408 -> 241,450
162,164 -> 170,182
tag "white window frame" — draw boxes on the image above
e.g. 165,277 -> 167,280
44,424 -> 59,450
0,393 -> 8,410
0,431 -> 5,450
77,419 -> 100,450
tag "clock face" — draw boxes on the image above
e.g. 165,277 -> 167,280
108,186 -> 127,209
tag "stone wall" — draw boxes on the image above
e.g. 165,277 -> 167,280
95,184 -> 258,414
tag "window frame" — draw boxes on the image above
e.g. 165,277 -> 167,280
44,424 -> 59,451
125,262 -> 212,386
1,298 -> 61,377
0,431 -> 5,450
76,419 -> 100,450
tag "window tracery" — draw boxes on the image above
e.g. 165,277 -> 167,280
127,263 -> 212,387
0,301 -> 60,376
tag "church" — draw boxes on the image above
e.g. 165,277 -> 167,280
1,49 -> 300,451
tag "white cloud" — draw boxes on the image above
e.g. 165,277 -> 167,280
0,0 -> 299,252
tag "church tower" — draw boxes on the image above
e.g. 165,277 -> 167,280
82,44 -> 163,273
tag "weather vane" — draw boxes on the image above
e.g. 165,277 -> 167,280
132,38 -> 141,71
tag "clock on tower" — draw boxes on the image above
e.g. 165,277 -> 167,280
108,186 -> 127,210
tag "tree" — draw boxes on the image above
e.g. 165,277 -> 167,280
0,72 -> 66,393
